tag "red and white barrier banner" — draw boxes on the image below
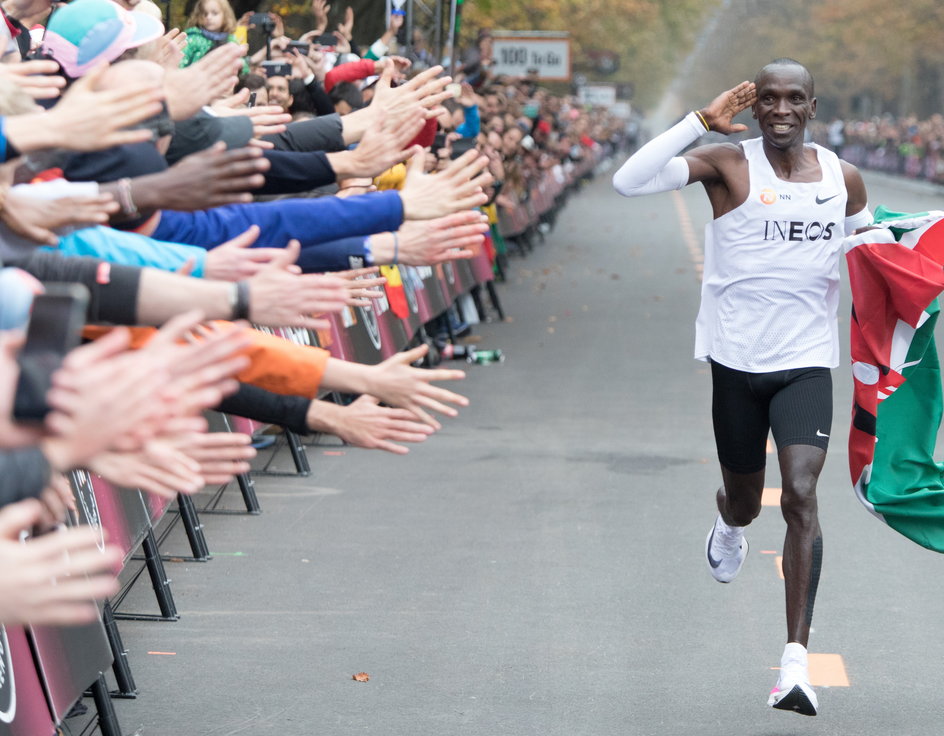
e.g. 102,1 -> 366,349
71,470 -> 153,564
28,620 -> 112,723
0,626 -> 56,736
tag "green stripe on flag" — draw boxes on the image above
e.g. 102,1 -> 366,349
867,300 -> 944,551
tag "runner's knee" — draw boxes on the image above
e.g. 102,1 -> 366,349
780,476 -> 819,527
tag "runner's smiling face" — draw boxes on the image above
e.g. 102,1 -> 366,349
752,67 -> 816,150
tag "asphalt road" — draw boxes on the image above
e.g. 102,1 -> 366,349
111,166 -> 944,736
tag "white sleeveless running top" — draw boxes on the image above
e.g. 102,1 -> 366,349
694,137 -> 847,372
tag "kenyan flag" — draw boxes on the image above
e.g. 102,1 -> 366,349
846,207 -> 944,552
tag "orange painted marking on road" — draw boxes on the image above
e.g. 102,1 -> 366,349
322,451 -> 345,456
760,550 -> 778,554
762,487 -> 782,506
771,654 -> 849,687
148,652 -> 176,656
775,556 -> 784,579
766,438 -> 774,454
809,654 -> 850,687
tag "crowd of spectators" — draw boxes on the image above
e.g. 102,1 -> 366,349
810,114 -> 944,185
0,0 -> 621,701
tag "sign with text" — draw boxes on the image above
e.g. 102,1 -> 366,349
578,84 -> 617,108
492,36 -> 570,81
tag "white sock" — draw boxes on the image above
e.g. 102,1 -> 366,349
715,516 -> 745,538
782,642 -> 808,668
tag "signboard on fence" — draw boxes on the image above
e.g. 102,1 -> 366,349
491,32 -> 570,81
0,626 -> 55,736
578,84 -> 617,108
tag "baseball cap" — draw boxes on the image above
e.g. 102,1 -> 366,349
42,0 -> 164,78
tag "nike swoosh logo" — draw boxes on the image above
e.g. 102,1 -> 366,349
815,194 -> 839,205
706,526 -> 723,568
816,429 -> 829,438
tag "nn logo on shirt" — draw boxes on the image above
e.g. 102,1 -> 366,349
759,188 -> 793,205
763,220 -> 838,242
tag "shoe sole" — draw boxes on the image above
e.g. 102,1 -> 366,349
705,526 -> 748,583
769,684 -> 818,716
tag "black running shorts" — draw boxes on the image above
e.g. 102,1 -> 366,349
710,360 -> 832,474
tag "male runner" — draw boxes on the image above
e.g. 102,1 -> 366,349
612,59 -> 872,715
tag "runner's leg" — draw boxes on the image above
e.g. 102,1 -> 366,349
769,367 -> 831,646
711,360 -> 769,526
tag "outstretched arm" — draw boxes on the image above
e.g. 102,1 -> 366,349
612,81 -> 756,196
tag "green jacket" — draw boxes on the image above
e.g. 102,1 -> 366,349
181,27 -> 249,75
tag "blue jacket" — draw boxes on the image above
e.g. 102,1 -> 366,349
43,226 -> 207,275
152,191 -> 404,250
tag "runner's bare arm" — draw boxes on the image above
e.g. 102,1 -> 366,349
841,160 -> 869,218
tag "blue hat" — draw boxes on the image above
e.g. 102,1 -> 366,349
43,0 -> 163,78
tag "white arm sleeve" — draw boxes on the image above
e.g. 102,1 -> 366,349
611,112 -> 706,197
844,206 -> 873,236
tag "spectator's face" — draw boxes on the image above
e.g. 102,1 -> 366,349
502,127 -> 523,157
201,0 -> 225,32
266,76 -> 293,112
484,94 -> 501,116
487,130 -> 502,151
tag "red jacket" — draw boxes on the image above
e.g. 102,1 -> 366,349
324,59 -> 376,93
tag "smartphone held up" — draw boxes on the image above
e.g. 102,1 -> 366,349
13,283 -> 89,423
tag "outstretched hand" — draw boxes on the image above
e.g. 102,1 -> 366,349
0,499 -> 122,626
247,240 -> 350,329
700,81 -> 756,135
363,344 -> 468,428
204,224 -> 286,281
395,210 -> 489,265
399,148 -> 491,220
307,395 -> 434,455
1,188 -> 118,246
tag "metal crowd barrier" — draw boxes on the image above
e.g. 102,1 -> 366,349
0,162 -> 602,734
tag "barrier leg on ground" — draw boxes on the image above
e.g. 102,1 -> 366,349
470,285 -> 487,324
149,492 -> 213,563
202,471 -> 261,516
201,413 -> 262,515
485,280 -> 506,321
285,430 -> 312,475
115,527 -> 179,622
90,675 -> 123,736
176,492 -> 211,561
235,472 -> 262,515
101,602 -> 137,698
254,429 -> 312,477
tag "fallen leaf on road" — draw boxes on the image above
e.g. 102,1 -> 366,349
352,673 -> 370,682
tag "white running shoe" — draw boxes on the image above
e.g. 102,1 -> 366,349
704,515 -> 748,583
768,646 -> 818,716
